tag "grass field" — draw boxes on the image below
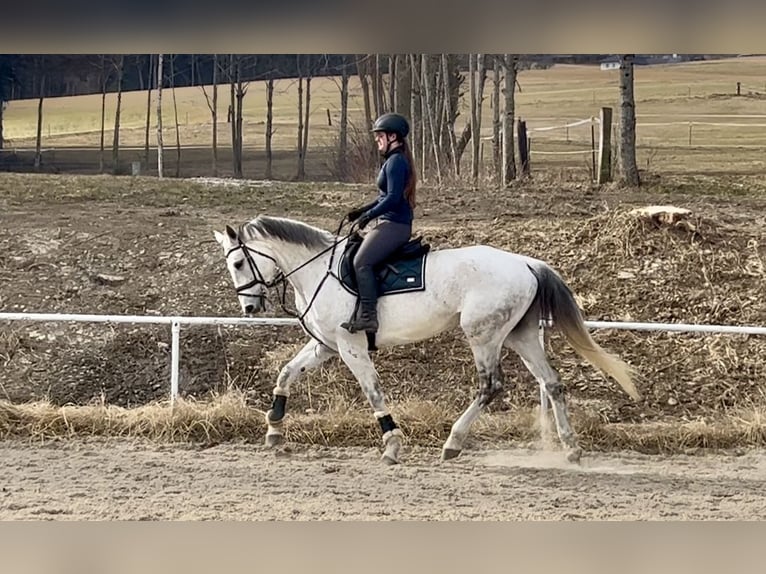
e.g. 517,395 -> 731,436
2,56 -> 765,178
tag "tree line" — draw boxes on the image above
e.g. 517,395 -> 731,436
0,54 -> 641,187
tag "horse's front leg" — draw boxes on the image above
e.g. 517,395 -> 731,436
337,337 -> 403,465
265,339 -> 336,447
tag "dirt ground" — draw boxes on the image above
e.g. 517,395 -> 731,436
1,172 -> 766,520
2,437 -> 766,520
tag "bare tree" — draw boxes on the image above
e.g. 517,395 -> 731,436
502,54 -> 518,185
170,55 -> 181,177
618,54 -> 640,186
265,76 -> 274,179
409,54 -> 421,169
441,54 -> 459,176
469,54 -> 484,185
157,53 -> 164,178
34,61 -> 45,171
111,54 -> 124,175
301,64 -> 312,180
144,55 -> 154,165
337,55 -> 350,180
356,55 -> 373,132
491,56 -> 501,178
228,54 -> 246,178
97,54 -> 111,173
421,54 -> 442,185
200,54 -> 219,176
388,54 -> 397,112
296,54 -> 305,180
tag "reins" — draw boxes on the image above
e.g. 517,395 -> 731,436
229,216 -> 358,349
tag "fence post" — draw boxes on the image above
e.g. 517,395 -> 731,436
597,107 -> 613,184
170,319 -> 181,404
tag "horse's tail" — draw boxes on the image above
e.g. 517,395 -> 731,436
527,263 -> 641,401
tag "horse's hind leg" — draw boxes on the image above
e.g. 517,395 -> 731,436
266,340 -> 336,447
504,318 -> 582,463
442,329 -> 508,461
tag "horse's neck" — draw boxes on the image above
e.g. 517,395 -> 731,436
268,239 -> 339,298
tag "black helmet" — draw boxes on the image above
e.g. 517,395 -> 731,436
372,113 -> 410,139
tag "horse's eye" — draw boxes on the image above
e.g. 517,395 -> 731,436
234,261 -> 244,270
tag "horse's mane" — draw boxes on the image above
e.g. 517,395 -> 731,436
244,216 -> 334,249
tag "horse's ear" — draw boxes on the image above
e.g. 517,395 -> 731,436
225,225 -> 238,240
213,230 -> 225,245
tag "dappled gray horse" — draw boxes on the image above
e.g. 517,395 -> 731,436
214,215 -> 639,464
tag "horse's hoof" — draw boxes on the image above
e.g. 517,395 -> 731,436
381,453 -> 400,465
265,432 -> 285,447
566,448 -> 583,464
441,448 -> 462,461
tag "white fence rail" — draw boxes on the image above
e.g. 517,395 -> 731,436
2,312 -> 765,403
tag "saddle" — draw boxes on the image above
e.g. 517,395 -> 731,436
338,232 -> 431,297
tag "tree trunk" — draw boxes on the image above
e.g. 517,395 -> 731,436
491,56 -> 501,179
371,54 -> 383,117
356,55 -> 373,133
212,55 -> 218,176
618,54 -> 640,186
301,75 -> 311,179
233,56 -> 245,179
228,55 -> 244,179
157,53 -> 164,179
388,54 -> 397,112
296,55 -> 304,180
409,54 -> 421,169
502,54 -> 518,185
265,76 -> 274,179
469,54 -> 479,185
111,55 -> 124,175
441,54 -> 459,176
170,55 -> 181,178
34,74 -> 44,171
99,55 -> 107,173
395,54 -> 411,120
421,54 -> 441,185
144,55 -> 153,165
338,59 -> 349,180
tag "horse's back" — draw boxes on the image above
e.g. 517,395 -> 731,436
426,244 -> 542,295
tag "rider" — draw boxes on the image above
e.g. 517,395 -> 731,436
340,112 -> 417,335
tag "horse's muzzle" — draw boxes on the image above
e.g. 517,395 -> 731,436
243,295 -> 267,316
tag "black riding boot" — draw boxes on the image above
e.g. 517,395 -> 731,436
341,266 -> 379,334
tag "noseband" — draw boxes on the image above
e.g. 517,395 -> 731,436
225,239 -> 284,299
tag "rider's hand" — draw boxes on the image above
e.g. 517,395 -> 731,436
357,214 -> 372,229
347,207 -> 364,222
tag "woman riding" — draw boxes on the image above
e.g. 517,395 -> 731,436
340,112 -> 418,335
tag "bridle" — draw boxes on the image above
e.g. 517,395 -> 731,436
225,218 -> 357,348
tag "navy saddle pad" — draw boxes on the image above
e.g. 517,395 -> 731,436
339,233 -> 430,297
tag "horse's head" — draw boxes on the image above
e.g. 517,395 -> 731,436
214,224 -> 280,316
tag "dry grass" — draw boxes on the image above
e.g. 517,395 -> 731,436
3,391 -> 766,454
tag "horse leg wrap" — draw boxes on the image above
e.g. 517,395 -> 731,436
377,413 -> 398,434
267,394 -> 288,424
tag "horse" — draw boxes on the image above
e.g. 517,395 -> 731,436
213,215 -> 640,465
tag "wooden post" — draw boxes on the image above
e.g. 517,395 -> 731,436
517,118 -> 530,176
597,107 -> 612,184
737,82 -> 741,96
326,108 -> 332,126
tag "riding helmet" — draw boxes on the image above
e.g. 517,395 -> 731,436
372,113 -> 410,139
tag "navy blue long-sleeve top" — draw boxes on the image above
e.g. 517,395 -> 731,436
363,147 -> 413,225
